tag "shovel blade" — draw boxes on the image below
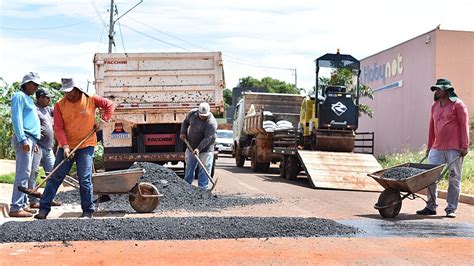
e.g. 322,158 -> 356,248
17,186 -> 43,199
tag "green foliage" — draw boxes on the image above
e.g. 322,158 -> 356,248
377,148 -> 474,195
223,88 -> 232,108
318,68 -> 374,118
0,167 -> 46,186
238,76 -> 300,94
0,78 -> 61,159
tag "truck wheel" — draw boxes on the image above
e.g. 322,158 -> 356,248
235,147 -> 245,167
279,155 -> 287,178
259,162 -> 270,173
286,155 -> 299,180
250,145 -> 260,172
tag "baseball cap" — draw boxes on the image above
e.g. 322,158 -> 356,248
198,102 -> 211,117
60,78 -> 82,93
36,87 -> 54,98
20,72 -> 42,87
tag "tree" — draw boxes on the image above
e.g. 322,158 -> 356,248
238,76 -> 300,94
223,88 -> 232,107
0,79 -> 61,159
319,68 -> 374,118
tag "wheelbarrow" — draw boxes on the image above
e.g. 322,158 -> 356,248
64,168 -> 162,213
367,156 -> 459,218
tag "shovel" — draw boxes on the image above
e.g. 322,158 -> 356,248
18,127 -> 97,198
182,138 -> 218,191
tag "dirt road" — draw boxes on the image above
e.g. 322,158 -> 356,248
1,156 -> 473,265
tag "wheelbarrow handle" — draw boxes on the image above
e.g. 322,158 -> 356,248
436,155 -> 461,182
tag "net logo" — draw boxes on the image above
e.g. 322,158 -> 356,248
363,53 -> 403,84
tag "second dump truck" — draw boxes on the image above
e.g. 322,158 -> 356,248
232,92 -> 303,172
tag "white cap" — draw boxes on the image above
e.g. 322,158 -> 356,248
198,102 -> 210,117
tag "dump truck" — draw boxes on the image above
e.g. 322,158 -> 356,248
273,52 -> 382,191
94,52 -> 225,170
232,92 -> 303,172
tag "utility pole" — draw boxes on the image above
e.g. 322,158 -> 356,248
107,0 -> 143,53
108,0 -> 115,53
293,68 -> 297,88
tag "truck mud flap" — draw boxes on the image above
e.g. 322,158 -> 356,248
297,150 -> 383,192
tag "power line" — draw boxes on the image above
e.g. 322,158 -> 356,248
124,16 -> 294,71
0,16 -> 96,31
120,23 -> 192,51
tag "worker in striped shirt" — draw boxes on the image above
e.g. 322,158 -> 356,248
35,78 -> 115,219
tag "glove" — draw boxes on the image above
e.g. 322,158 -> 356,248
193,149 -> 200,156
460,148 -> 469,157
63,145 -> 73,160
180,133 -> 187,141
94,119 -> 106,131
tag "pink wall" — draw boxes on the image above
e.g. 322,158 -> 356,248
359,29 -> 473,155
436,30 -> 474,116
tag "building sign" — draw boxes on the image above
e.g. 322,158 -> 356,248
363,53 -> 403,84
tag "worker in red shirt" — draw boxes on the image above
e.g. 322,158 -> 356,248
417,78 -> 470,218
34,78 -> 115,219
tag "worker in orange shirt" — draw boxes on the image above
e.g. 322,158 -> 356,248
34,78 -> 115,219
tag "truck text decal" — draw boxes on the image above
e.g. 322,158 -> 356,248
144,134 -> 176,146
105,60 -> 127,64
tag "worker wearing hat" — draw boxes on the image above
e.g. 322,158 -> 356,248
27,87 -> 57,209
34,78 -> 116,219
417,78 -> 470,218
9,72 -> 42,217
180,102 -> 217,189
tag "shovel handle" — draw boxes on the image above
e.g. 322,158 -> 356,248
33,128 -> 97,191
182,138 -> 216,187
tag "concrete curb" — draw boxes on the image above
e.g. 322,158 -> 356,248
418,189 -> 474,205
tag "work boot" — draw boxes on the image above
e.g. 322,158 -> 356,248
23,206 -> 37,214
8,210 -> 33,218
51,200 -> 62,206
34,210 -> 49,220
446,210 -> 456,218
416,207 -> 436,215
79,212 -> 93,219
29,202 -> 40,209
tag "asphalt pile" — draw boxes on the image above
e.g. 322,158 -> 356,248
55,162 -> 276,212
381,167 -> 425,180
0,216 -> 360,243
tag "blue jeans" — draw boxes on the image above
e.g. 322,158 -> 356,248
184,150 -> 213,189
39,146 -> 95,214
27,147 -> 56,204
426,149 -> 463,212
10,135 -> 37,212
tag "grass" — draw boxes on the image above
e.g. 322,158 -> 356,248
377,148 -> 474,195
0,167 -> 47,187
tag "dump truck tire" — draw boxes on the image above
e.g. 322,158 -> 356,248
235,146 -> 245,167
279,155 -> 287,178
250,145 -> 260,172
286,155 -> 299,180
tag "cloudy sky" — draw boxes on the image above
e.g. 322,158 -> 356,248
1,0 -> 473,93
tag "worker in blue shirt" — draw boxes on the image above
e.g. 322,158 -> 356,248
9,72 -> 42,218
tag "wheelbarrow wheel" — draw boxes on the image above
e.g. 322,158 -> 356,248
129,182 -> 160,213
376,188 -> 402,218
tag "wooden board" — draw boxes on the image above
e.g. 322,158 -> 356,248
298,150 -> 383,192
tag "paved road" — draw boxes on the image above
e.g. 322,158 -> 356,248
1,156 -> 473,264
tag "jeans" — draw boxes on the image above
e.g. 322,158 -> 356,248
10,135 -> 37,212
27,147 -> 56,204
39,146 -> 95,214
184,149 -> 214,189
426,149 -> 463,212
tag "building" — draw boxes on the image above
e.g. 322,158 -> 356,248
358,27 -> 474,155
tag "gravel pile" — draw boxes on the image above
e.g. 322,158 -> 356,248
0,216 -> 360,243
381,167 -> 425,180
55,162 -> 276,212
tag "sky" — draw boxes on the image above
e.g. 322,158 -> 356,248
1,0 -> 473,94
